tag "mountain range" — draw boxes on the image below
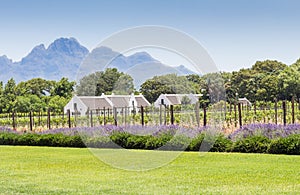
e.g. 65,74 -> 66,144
0,37 -> 196,87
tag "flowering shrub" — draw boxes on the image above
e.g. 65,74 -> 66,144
0,124 -> 299,154
0,126 -> 15,133
229,123 -> 300,140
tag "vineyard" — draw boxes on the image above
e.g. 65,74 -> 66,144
1,99 -> 300,133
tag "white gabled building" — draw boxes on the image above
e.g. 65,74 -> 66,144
64,93 -> 150,116
238,97 -> 252,107
154,94 -> 202,107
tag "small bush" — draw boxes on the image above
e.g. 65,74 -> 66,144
85,136 -> 115,148
162,135 -> 191,151
0,133 -> 18,145
110,132 -> 131,148
210,135 -> 233,152
231,135 -> 271,153
187,134 -> 205,151
268,134 -> 300,155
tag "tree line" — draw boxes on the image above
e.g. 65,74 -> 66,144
76,59 -> 300,104
0,78 -> 75,113
224,59 -> 300,102
1,58 -> 300,113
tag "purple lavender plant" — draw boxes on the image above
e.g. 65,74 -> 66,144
0,126 -> 15,133
229,123 -> 300,140
36,125 -> 212,138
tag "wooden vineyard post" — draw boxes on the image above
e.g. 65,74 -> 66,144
263,102 -> 266,123
283,100 -> 287,126
238,103 -> 242,128
164,106 -> 167,125
159,104 -> 162,125
107,108 -> 110,122
47,108 -> 51,129
170,105 -> 174,125
12,112 -> 16,130
90,110 -> 93,127
67,109 -> 71,128
124,107 -> 127,126
195,102 -> 200,127
292,96 -> 295,124
113,107 -> 117,126
29,111 -> 33,131
103,107 -> 106,125
38,111 -> 41,126
234,102 -> 237,127
224,101 -> 227,123
141,106 -> 144,126
229,103 -> 232,124
203,104 -> 207,127
274,98 -> 278,125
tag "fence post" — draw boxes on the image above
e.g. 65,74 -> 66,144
203,104 -> 207,127
67,109 -> 71,128
229,103 -> 232,124
103,107 -> 106,125
38,111 -> 41,126
234,102 -> 237,127
141,106 -> 144,126
12,112 -> 16,130
238,103 -> 242,128
107,108 -> 110,121
283,100 -> 287,126
47,108 -> 51,129
224,101 -> 227,123
124,107 -> 126,126
292,96 -> 295,124
164,106 -> 167,125
29,111 -> 33,131
170,105 -> 174,125
274,98 -> 278,124
113,107 -> 117,126
263,102 -> 266,123
90,110 -> 93,127
159,104 -> 162,125
195,102 -> 200,127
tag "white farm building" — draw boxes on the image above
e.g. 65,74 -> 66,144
154,94 -> 202,107
64,93 -> 150,116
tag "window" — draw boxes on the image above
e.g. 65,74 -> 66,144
74,103 -> 77,110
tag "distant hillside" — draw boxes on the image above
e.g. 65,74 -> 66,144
0,38 -> 197,87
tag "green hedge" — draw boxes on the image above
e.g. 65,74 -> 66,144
268,134 -> 300,155
231,136 -> 271,153
0,133 -> 85,148
0,132 -> 299,155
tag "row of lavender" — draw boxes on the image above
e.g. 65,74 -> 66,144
1,123 -> 299,140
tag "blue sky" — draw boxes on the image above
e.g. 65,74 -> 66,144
0,0 -> 300,71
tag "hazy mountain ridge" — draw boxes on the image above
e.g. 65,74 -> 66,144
0,38 -> 196,83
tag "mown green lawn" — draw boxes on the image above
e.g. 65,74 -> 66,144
0,146 -> 299,194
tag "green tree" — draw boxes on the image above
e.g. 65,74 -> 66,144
48,95 -> 68,113
252,60 -> 286,73
14,96 -> 31,112
76,68 -> 133,96
140,74 -> 195,103
16,78 -> 54,98
51,77 -> 75,99
3,78 -> 17,112
113,74 -> 135,95
278,66 -> 300,100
